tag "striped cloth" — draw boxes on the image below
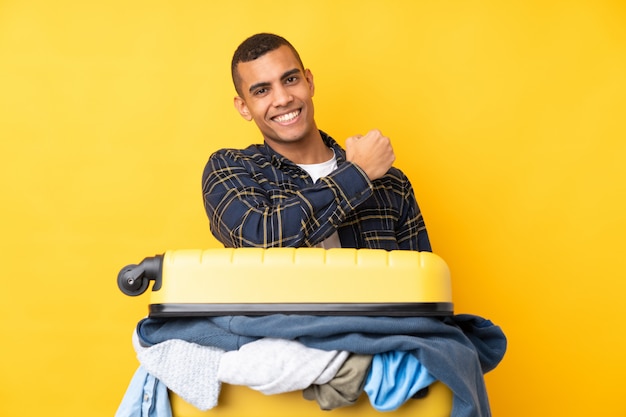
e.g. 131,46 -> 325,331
201,131 -> 431,251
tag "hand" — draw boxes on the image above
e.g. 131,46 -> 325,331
345,129 -> 395,180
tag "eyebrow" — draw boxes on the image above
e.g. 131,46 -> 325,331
248,68 -> 302,95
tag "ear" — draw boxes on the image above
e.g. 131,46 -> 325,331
304,69 -> 315,97
234,96 -> 252,121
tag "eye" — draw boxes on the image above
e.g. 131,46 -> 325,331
253,87 -> 268,96
285,76 -> 298,84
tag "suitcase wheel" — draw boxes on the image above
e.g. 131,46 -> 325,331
117,264 -> 150,296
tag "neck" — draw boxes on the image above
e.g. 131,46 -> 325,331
265,130 -> 333,164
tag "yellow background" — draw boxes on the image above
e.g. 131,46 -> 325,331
1,0 -> 625,416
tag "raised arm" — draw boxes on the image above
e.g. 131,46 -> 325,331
202,149 -> 374,248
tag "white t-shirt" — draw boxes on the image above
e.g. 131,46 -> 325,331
297,152 -> 342,249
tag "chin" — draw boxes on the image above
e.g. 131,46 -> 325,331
268,127 -> 307,143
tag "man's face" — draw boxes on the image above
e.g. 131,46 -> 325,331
234,45 -> 317,148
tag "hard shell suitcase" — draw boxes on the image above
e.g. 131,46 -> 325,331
119,248 -> 455,416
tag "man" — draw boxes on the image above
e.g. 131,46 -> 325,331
202,33 -> 431,251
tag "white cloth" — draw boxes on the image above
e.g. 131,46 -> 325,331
296,152 -> 337,183
217,337 -> 350,395
132,330 -> 224,411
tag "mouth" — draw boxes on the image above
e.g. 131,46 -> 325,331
271,109 -> 301,125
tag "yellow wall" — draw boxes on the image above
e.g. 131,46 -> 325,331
1,0 -> 625,415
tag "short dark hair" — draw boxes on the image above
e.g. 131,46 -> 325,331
231,33 -> 305,96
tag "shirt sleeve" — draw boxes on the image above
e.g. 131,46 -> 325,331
393,170 -> 432,252
202,150 -> 374,248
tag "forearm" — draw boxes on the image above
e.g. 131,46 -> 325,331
203,161 -> 373,248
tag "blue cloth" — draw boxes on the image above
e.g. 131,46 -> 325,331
137,314 -> 506,417
202,131 -> 431,251
364,351 -> 437,411
115,366 -> 172,417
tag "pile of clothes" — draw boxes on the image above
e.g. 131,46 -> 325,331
116,314 -> 506,417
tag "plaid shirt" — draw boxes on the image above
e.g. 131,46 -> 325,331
202,131 -> 431,251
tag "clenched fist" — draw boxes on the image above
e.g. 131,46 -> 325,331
345,129 -> 395,180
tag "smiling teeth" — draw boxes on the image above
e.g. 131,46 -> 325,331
274,110 -> 300,123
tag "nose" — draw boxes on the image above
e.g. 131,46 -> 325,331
272,85 -> 293,107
